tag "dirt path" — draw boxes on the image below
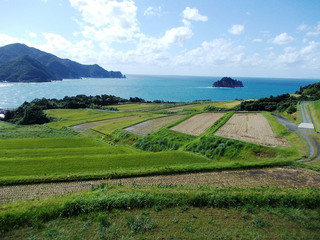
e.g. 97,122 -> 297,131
1,167 -> 319,205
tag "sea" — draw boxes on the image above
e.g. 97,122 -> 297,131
0,75 -> 319,109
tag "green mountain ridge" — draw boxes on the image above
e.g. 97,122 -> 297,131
0,43 -> 125,82
0,55 -> 56,82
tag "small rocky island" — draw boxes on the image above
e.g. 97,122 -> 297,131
212,77 -> 244,88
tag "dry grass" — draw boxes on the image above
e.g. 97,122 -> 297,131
215,113 -> 288,146
1,167 -> 319,205
125,115 -> 184,136
71,116 -> 135,132
171,113 -> 225,136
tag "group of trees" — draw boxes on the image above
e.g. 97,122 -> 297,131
238,81 -> 320,113
238,93 -> 298,114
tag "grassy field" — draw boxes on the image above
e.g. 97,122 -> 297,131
163,100 -> 241,112
309,99 -> 320,131
2,206 -> 319,240
45,109 -> 148,129
107,103 -> 165,111
1,185 -> 319,238
0,137 -> 106,149
0,124 -> 78,139
0,149 -> 211,184
1,101 -> 318,239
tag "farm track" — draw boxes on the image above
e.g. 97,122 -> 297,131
1,167 -> 320,205
215,113 -> 288,147
171,113 -> 225,136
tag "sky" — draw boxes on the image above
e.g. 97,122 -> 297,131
0,0 -> 320,78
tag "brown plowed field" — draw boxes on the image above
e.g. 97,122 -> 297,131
171,113 -> 225,136
125,115 -> 184,136
215,113 -> 288,146
1,167 -> 319,205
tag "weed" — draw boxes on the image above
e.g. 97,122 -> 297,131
45,227 -> 59,238
125,214 -> 156,234
185,226 -> 195,233
252,217 -> 269,228
180,205 -> 189,212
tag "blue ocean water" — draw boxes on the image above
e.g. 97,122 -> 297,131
0,75 -> 319,108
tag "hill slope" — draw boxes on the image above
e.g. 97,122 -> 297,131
0,55 -> 55,82
0,43 -> 125,81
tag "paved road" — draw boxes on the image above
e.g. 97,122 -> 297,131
274,102 -> 319,162
300,102 -> 312,123
299,102 -> 320,161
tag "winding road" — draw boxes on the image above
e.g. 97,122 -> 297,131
273,102 -> 320,162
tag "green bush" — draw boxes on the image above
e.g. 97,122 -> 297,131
135,129 -> 195,152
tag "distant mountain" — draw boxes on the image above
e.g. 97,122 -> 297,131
0,43 -> 125,82
0,55 -> 55,82
212,77 -> 244,88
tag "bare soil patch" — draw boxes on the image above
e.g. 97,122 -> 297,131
125,115 -> 184,136
72,116 -> 134,132
171,113 -> 225,136
1,167 -> 319,205
215,113 -> 288,146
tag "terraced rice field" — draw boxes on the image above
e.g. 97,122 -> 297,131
107,103 -> 164,111
72,116 -> 135,132
1,167 -> 319,205
215,113 -> 288,146
171,113 -> 225,136
91,114 -> 165,134
125,115 -> 184,135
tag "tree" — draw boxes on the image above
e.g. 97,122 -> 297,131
20,105 -> 49,125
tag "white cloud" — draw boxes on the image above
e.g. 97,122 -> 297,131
229,24 -> 244,35
0,34 -> 30,46
307,22 -> 320,36
261,30 -> 270,37
144,6 -> 162,16
69,0 -> 139,42
173,39 -> 245,67
253,38 -> 262,42
277,41 -> 320,68
272,33 -> 294,44
28,32 -> 37,38
161,26 -> 193,46
297,24 -> 308,31
182,7 -> 208,22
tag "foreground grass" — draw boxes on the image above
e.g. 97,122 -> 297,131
1,185 -> 319,236
2,206 -> 319,240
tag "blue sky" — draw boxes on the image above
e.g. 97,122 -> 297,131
0,0 -> 320,78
